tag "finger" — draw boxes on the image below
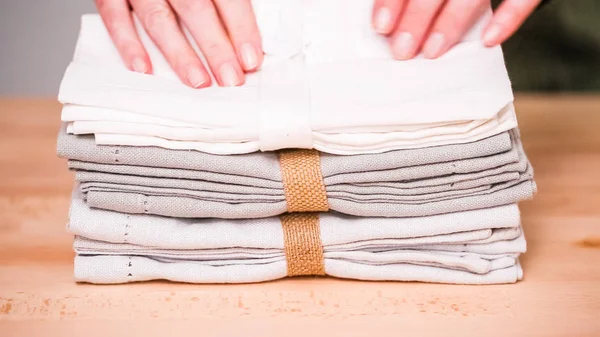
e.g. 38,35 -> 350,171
213,0 -> 263,72
130,0 -> 211,88
390,0 -> 445,60
372,0 -> 407,35
95,0 -> 152,73
170,0 -> 244,87
422,0 -> 489,59
483,0 -> 542,46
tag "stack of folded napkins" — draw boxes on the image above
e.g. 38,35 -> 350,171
56,0 -> 536,284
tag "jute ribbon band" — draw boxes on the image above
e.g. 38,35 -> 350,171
279,149 -> 329,212
281,213 -> 326,276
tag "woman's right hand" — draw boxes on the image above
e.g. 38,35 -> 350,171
95,0 -> 263,88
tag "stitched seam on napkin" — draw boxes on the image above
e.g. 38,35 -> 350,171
112,147 -> 121,163
143,195 -> 149,214
281,213 -> 325,276
123,214 -> 131,244
279,149 -> 329,212
127,256 -> 133,278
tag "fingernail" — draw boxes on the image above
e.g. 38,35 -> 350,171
219,63 -> 240,87
374,7 -> 392,34
240,43 -> 258,70
187,67 -> 207,88
132,58 -> 148,73
423,33 -> 446,59
483,23 -> 502,46
393,32 -> 414,60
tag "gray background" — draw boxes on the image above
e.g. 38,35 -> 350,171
0,0 -> 96,97
0,0 -> 598,96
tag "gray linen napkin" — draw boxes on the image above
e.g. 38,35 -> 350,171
57,127 -> 535,218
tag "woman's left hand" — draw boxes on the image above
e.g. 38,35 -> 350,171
372,0 -> 542,60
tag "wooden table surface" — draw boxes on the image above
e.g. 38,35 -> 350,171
0,95 -> 599,336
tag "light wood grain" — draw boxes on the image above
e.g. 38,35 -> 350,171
0,96 -> 599,336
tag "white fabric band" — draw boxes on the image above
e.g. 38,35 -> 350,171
259,56 -> 313,151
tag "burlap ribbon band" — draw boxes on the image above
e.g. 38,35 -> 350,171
277,149 -> 328,275
278,149 -> 329,212
280,213 -> 326,276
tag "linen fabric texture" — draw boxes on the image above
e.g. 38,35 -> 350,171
56,0 -> 534,286
57,127 -> 536,219
69,191 -> 525,284
58,0 -> 517,154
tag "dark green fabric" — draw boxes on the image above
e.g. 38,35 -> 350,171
495,0 -> 600,92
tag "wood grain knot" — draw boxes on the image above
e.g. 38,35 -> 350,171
576,237 -> 600,249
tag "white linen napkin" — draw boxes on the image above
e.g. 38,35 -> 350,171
58,0 -> 517,154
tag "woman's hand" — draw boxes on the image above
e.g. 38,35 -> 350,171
95,0 -> 263,88
372,0 -> 542,60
